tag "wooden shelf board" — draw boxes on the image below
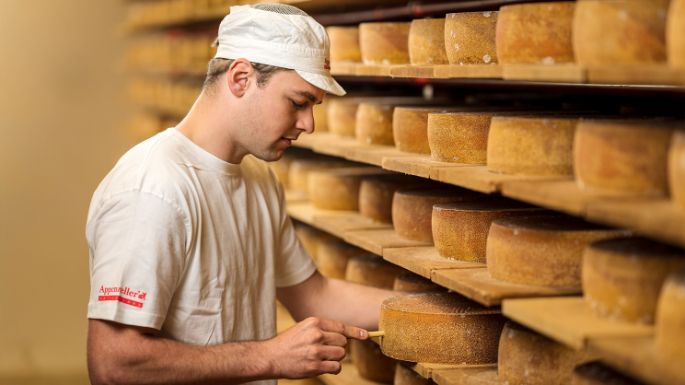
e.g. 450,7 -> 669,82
293,133 -> 319,149
382,246 -> 482,279
284,190 -> 308,204
381,155 -> 437,178
330,61 -> 359,76
586,65 -> 685,86
588,336 -> 685,385
502,297 -> 653,350
319,361 -> 385,385
433,367 -> 499,385
411,363 -> 495,381
344,228 -> 432,256
286,201 -> 322,224
344,144 -> 408,167
431,268 -> 579,307
433,64 -> 503,79
430,166 -> 557,194
502,64 -> 586,83
390,65 -> 436,78
314,212 -> 391,240
355,64 -> 396,77
311,133 -> 359,158
500,178 -> 593,216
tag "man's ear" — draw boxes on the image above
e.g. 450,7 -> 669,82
226,58 -> 254,97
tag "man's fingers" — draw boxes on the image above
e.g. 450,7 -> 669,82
317,318 -> 368,340
322,331 -> 347,347
316,345 -> 346,362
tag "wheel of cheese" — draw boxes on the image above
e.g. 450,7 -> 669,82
428,112 -> 494,164
498,322 -> 594,385
445,11 -> 498,65
583,236 -> 685,324
668,0 -> 685,68
359,22 -> 411,65
317,238 -> 367,280
487,215 -> 627,289
393,271 -> 443,293
313,98 -> 328,133
409,18 -> 448,65
327,98 -> 359,138
395,363 -> 431,385
308,167 -> 387,211
268,157 -> 293,188
668,130 -> 685,209
327,26 -> 361,63
496,2 -> 575,65
573,0 -> 669,67
359,175 -> 426,224
572,361 -> 646,385
350,339 -> 396,383
345,253 -> 404,289
288,158 -> 351,196
574,119 -> 673,197
432,199 -> 540,263
487,116 -> 577,176
655,269 -> 685,359
393,107 -> 449,154
356,102 -> 396,146
392,187 -> 481,243
379,292 -> 505,364
293,222 -> 336,262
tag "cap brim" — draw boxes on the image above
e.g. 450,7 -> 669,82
296,70 -> 346,97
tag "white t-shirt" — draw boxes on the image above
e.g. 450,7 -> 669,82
86,127 -> 316,380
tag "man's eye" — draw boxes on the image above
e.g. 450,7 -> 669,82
291,100 -> 306,110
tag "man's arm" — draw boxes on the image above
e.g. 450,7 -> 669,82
277,270 -> 398,331
88,315 -> 365,385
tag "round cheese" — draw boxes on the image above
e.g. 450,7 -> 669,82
288,158 -> 351,196
487,116 -> 577,176
350,339 -> 396,383
572,361 -> 646,385
379,293 -> 505,364
498,321 -> 594,385
409,18 -> 449,65
392,187 -> 481,243
268,156 -> 293,188
359,175 -> 426,224
327,26 -> 361,62
583,236 -> 685,324
496,2 -> 575,65
345,253 -> 404,289
432,199 -> 540,263
293,222 -> 336,263
445,11 -> 498,65
395,363 -> 431,385
360,22 -> 411,65
393,271 -> 443,293
427,112 -> 494,164
668,130 -> 685,209
327,98 -> 359,138
393,107 -> 448,154
655,269 -> 685,359
487,215 -> 628,289
317,238 -> 366,280
308,167 -> 387,211
356,102 -> 395,146
574,0 -> 669,66
574,119 -> 673,197
313,98 -> 328,133
668,0 -> 685,68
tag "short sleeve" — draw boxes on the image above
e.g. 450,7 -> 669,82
86,190 -> 189,330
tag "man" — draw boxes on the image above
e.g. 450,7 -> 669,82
86,4 -> 396,385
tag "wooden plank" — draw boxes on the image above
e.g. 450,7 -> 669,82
502,297 -> 653,350
588,336 -> 685,385
390,65 -> 436,78
355,64 -> 396,77
284,189 -> 308,203
344,144 -> 409,167
586,65 -> 685,86
431,268 -> 579,307
433,367 -> 499,385
502,64 -> 586,83
382,155 -> 441,178
344,228 -> 432,256
383,246 -> 483,279
319,361 -> 385,385
286,201 -> 320,224
433,64 -> 503,79
500,179 -> 592,216
429,166 -> 558,194
311,133 -> 358,158
330,61 -> 359,76
411,363 -> 495,380
314,212 -> 391,240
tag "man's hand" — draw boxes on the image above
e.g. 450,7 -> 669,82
264,317 -> 368,378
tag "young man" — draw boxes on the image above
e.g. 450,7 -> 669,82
86,4 -> 396,385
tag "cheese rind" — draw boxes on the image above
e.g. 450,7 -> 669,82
394,107 -> 447,154
445,11 -> 498,65
583,236 -> 685,324
313,98 -> 329,132
655,270 -> 685,359
293,223 -> 336,263
308,167 -> 386,211
572,361 -> 646,385
350,339 -> 396,383
356,103 -> 395,146
317,238 -> 366,279
327,26 -> 362,62
428,112 -> 493,164
393,271 -> 443,293
359,175 -> 426,224
496,2 -> 575,64
668,130 -> 685,209
345,253 -> 404,289
360,22 -> 411,65
288,159 -> 351,196
409,18 -> 449,65
327,99 -> 359,138
668,0 -> 685,68
380,293 -> 505,364
395,363 -> 431,385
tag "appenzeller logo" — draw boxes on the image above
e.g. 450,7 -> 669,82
98,285 -> 147,309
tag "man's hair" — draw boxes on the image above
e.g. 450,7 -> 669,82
203,58 -> 287,91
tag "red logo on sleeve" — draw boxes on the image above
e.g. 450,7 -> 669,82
98,285 -> 148,308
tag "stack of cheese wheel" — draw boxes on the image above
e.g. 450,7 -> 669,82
392,187 -> 482,243
327,26 -> 361,63
668,131 -> 685,208
668,0 -> 685,68
496,2 -> 575,65
572,362 -> 646,385
327,98 -> 360,138
428,112 -> 495,164
359,22 -> 411,65
316,238 -> 366,279
574,119 -> 673,197
293,223 -> 336,263
380,292 -> 505,363
268,153 -> 296,188
308,167 -> 387,211
573,0 -> 669,67
346,254 -> 403,383
393,107 -> 451,154
288,158 -> 351,196
356,102 -> 396,145
395,363 -> 431,385
655,270 -> 685,366
313,98 -> 328,132
408,18 -> 448,65
432,199 -> 540,263
445,11 -> 498,65
393,271 -> 442,293
487,214 -> 628,289
583,236 -> 685,324
359,174 -> 428,224
487,116 -> 578,176
498,322 -> 594,385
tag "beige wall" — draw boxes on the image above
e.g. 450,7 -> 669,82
0,0 -> 138,382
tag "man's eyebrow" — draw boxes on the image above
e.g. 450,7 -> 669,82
295,91 -> 322,104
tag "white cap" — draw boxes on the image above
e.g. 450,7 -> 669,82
215,4 -> 346,96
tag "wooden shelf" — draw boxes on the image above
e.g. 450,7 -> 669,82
319,361 -> 385,385
433,367 -> 499,385
383,246 -> 482,279
286,201 -> 390,240
344,228 -> 431,256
